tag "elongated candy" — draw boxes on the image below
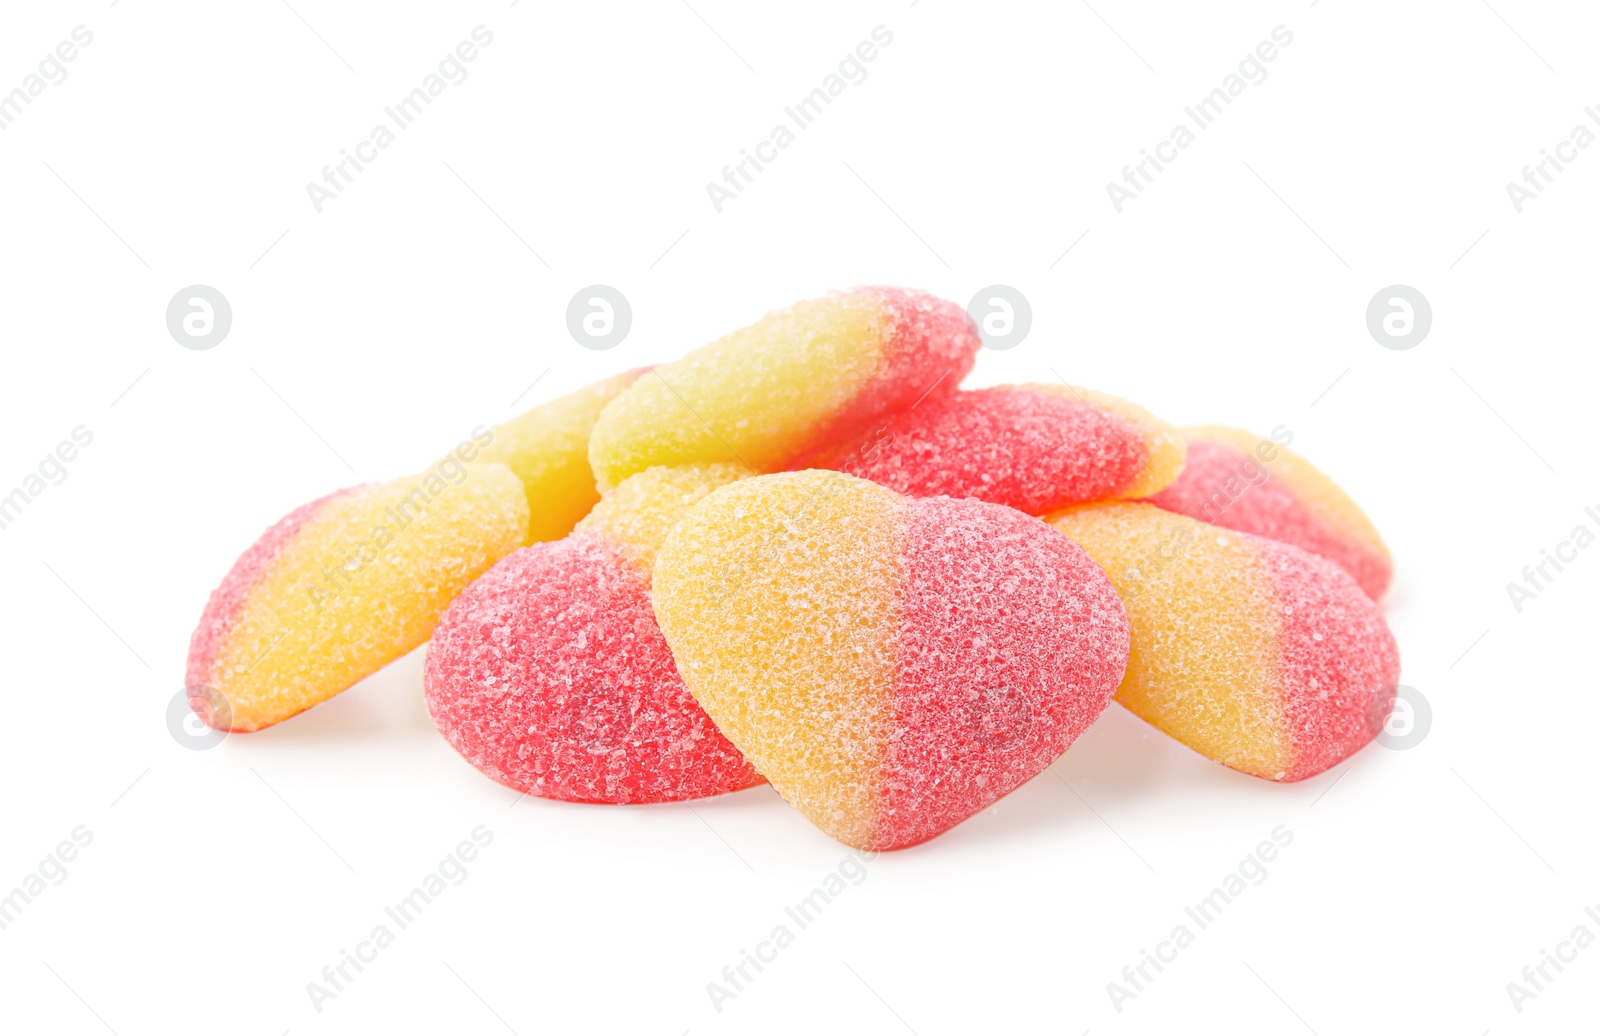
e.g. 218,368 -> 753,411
187,464 -> 529,732
587,288 -> 981,490
471,368 -> 648,543
425,464 -> 762,804
1047,503 -> 1400,782
808,383 -> 1185,513
652,471 -> 1129,850
1145,425 -> 1392,599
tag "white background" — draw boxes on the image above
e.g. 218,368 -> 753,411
1,1 -> 1595,1033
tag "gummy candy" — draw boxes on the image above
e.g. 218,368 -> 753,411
809,383 -> 1185,513
1144,425 -> 1392,598
425,464 -> 763,803
652,471 -> 1129,849
187,464 -> 529,731
1047,502 -> 1400,781
587,288 -> 980,489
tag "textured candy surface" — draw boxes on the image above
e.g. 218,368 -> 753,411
809,383 -> 1185,513
587,288 -> 980,489
425,463 -> 760,803
652,471 -> 1129,850
575,463 -> 748,569
472,368 -> 647,543
187,465 -> 530,731
1047,503 -> 1399,781
1145,426 -> 1392,599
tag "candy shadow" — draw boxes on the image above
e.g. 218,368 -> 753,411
643,706 -> 1268,858
499,780 -> 783,817
1050,704 -> 1240,804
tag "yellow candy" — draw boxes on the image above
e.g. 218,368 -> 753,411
472,368 -> 646,542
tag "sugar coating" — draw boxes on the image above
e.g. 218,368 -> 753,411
575,463 -> 747,569
808,383 -> 1186,513
472,368 -> 647,543
652,471 -> 1129,850
425,463 -> 757,803
1145,426 -> 1392,599
1047,503 -> 1399,782
425,537 -> 763,803
879,495 -> 1129,848
187,465 -> 530,731
587,287 -> 979,489
1261,541 -> 1400,780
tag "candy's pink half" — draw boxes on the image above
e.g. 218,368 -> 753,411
424,537 -> 762,804
879,497 -> 1129,849
856,285 -> 981,413
1147,440 -> 1392,599
786,287 -> 981,464
1262,541 -> 1401,781
809,386 -> 1152,514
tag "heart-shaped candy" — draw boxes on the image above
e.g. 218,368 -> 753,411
651,470 -> 1130,850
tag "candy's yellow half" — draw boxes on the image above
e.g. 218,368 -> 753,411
1046,503 -> 1289,779
208,465 -> 528,730
589,293 -> 891,489
652,471 -> 900,847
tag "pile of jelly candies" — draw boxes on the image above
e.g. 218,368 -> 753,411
188,287 -> 1397,851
